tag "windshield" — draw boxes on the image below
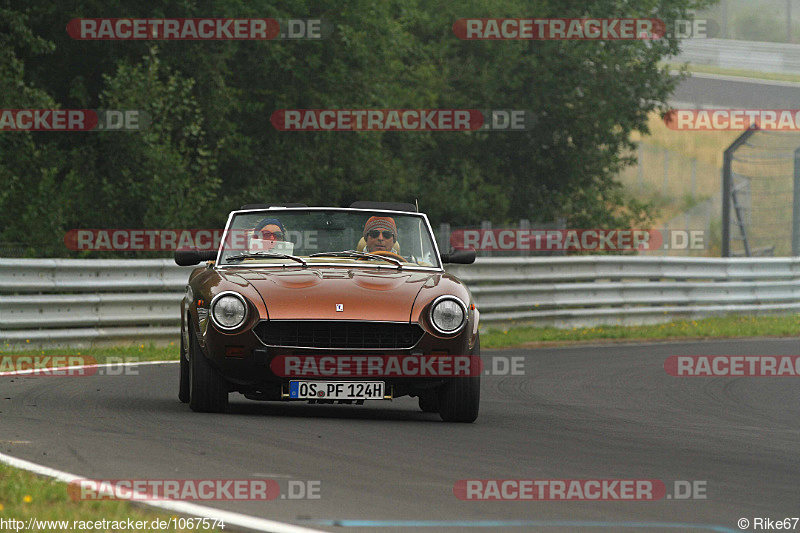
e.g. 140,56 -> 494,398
218,209 -> 441,269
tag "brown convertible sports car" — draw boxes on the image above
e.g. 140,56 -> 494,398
175,202 -> 480,422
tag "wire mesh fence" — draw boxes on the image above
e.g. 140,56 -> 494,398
724,131 -> 800,257
616,142 -> 720,202
616,142 -> 722,256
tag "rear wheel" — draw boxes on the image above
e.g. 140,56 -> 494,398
418,393 -> 439,413
438,334 -> 480,423
178,333 -> 190,403
188,326 -> 228,413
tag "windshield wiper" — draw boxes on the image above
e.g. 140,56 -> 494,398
308,250 -> 403,268
225,251 -> 307,267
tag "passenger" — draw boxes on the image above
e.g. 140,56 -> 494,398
253,218 -> 286,241
249,218 -> 288,253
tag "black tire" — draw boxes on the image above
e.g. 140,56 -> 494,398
418,393 -> 439,413
438,334 -> 480,423
178,333 -> 190,403
188,326 -> 228,413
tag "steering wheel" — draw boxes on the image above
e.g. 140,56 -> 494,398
360,250 -> 406,262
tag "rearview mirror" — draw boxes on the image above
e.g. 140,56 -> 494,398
175,249 -> 217,266
440,249 -> 476,264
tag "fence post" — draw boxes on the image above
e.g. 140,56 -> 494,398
638,142 -> 644,190
519,218 -> 530,256
722,127 -> 759,257
793,147 -> 800,255
555,217 -> 566,256
481,220 -> 492,257
439,222 -> 451,253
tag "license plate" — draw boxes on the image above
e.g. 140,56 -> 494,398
289,381 -> 385,400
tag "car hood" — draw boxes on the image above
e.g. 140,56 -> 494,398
219,268 -> 439,321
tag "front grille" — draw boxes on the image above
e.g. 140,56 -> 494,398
254,321 -> 423,349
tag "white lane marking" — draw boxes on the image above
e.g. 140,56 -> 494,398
0,360 -> 178,376
0,367 -> 330,533
0,451 -> 329,533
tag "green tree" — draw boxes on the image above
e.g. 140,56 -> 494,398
1,0 -> 716,256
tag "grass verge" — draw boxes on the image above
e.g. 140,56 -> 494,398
0,343 -> 178,363
3,315 -> 800,355
0,463 -> 224,532
481,314 -> 800,349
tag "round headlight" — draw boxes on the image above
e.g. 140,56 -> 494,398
211,292 -> 248,330
430,296 -> 466,334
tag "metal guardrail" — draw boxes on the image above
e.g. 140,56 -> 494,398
676,39 -> 800,75
0,259 -> 191,348
2,257 -> 800,348
447,256 -> 800,327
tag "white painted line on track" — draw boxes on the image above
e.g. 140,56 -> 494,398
0,360 -> 178,376
0,452 -> 329,533
0,362 -> 330,533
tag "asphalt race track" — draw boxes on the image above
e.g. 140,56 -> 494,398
2,338 -> 799,532
672,73 -> 800,108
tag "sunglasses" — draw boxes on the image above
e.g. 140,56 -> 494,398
367,230 -> 394,239
258,230 -> 285,240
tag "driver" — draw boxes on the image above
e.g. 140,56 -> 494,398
363,216 -> 397,253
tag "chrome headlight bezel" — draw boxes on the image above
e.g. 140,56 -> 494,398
210,291 -> 249,331
429,295 -> 468,335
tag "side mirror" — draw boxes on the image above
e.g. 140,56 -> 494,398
175,249 -> 217,266
440,248 -> 476,264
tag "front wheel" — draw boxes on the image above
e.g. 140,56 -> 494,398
188,326 -> 228,413
438,334 -> 480,422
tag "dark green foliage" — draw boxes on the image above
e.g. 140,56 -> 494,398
0,0 -> 713,256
